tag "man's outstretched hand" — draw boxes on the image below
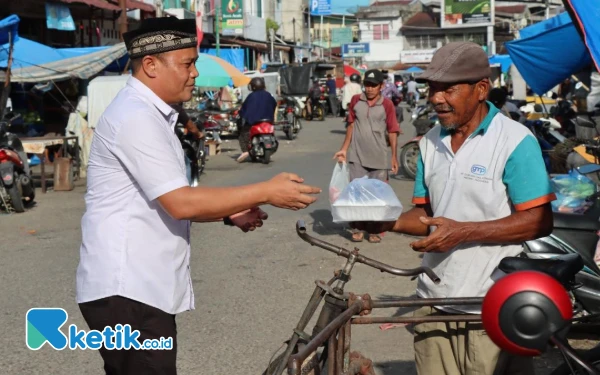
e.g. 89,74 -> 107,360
230,207 -> 269,232
265,173 -> 321,210
409,216 -> 469,253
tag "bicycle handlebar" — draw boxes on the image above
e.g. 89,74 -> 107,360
296,220 -> 441,284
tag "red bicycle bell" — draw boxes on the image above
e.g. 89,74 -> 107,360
481,271 -> 572,356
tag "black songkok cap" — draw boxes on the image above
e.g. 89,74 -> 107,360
123,17 -> 197,59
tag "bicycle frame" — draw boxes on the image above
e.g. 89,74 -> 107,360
273,221 -> 600,375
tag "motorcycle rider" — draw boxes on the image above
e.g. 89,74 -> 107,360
306,77 -> 323,120
341,73 -> 363,123
237,77 -> 277,162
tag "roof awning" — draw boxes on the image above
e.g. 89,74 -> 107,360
59,0 -> 120,11
221,37 -> 291,52
58,0 -> 155,12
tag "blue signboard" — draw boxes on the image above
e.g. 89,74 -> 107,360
342,43 -> 370,57
311,0 -> 332,15
46,3 -> 75,31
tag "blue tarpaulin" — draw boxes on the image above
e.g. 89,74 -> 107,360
488,55 -> 512,73
505,12 -> 592,95
1,37 -> 66,69
564,0 -> 600,72
0,14 -> 19,45
200,48 -> 245,74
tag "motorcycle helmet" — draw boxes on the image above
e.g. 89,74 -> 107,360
350,73 -> 361,84
312,76 -> 320,84
482,270 -> 573,356
249,77 -> 266,92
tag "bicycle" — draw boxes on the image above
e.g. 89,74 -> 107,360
264,220 -> 600,375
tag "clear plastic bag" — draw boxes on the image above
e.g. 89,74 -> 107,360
550,170 -> 597,213
329,162 -> 350,204
331,177 -> 403,223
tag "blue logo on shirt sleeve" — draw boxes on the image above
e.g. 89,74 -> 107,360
471,165 -> 487,175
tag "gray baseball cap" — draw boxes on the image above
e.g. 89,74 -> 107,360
416,42 -> 491,84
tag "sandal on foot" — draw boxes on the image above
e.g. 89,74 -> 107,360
351,231 -> 364,242
368,234 -> 382,244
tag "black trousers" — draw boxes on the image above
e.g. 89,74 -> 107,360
79,296 -> 178,375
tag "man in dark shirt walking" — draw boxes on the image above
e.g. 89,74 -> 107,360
237,77 -> 277,162
326,74 -> 339,117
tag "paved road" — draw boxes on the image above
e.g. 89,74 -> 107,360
0,112 -> 577,374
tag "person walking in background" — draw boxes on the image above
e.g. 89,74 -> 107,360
326,74 -> 339,117
333,69 -> 400,243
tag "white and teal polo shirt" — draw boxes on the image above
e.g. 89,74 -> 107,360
413,102 -> 556,313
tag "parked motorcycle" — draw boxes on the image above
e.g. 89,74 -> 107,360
399,105 -> 438,180
175,113 -> 222,187
248,120 -> 278,164
0,115 -> 35,213
203,99 -> 240,136
520,163 -> 600,316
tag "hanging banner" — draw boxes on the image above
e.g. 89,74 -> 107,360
45,3 -> 76,31
222,0 -> 244,36
441,0 -> 493,28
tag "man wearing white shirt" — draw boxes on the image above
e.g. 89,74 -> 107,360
76,18 -> 320,374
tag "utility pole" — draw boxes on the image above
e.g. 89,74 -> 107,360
215,4 -> 220,57
308,6 -> 312,61
118,0 -> 127,41
155,0 -> 163,17
292,18 -> 296,44
545,0 -> 550,20
270,29 -> 275,62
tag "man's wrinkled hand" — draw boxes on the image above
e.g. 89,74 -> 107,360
230,207 -> 269,232
333,150 -> 347,163
266,173 -> 321,210
410,216 -> 469,253
351,221 -> 396,234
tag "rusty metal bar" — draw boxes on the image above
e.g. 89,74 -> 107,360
295,220 -> 440,283
352,314 -> 481,324
288,302 -> 362,375
328,333 -> 336,375
336,323 -> 344,375
370,297 -> 483,308
344,320 -> 351,372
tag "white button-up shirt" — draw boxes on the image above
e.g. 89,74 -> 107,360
77,77 -> 194,315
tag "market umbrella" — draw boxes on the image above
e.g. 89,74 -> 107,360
344,64 -> 360,76
406,66 -> 423,73
505,12 -> 591,95
563,0 -> 600,71
194,53 -> 251,88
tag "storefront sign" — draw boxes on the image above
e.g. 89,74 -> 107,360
400,49 -> 437,64
331,28 -> 353,46
221,0 -> 243,36
310,0 -> 332,16
441,0 -> 493,28
342,43 -> 370,58
46,3 -> 76,31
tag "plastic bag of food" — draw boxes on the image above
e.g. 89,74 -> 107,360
552,173 -> 596,199
329,162 -> 350,204
332,177 -> 403,222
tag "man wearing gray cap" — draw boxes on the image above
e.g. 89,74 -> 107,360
76,17 -> 320,374
355,42 -> 555,373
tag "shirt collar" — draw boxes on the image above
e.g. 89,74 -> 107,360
126,76 -> 177,119
359,93 -> 384,106
439,101 -> 499,138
